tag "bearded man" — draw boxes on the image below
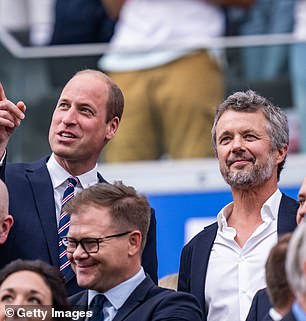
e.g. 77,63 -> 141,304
178,90 -> 298,321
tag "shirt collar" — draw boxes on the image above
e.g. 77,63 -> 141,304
217,189 -> 282,231
292,301 -> 306,321
47,153 -> 98,188
88,267 -> 146,310
268,307 -> 283,321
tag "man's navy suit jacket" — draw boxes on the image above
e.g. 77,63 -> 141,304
0,157 -> 157,295
246,288 -> 273,321
178,194 -> 298,321
281,309 -> 298,321
69,276 -> 203,321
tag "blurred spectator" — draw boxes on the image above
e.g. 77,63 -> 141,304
290,0 -> 306,153
227,0 -> 295,81
247,234 -> 294,321
282,223 -> 306,320
0,259 -> 70,321
99,0 -> 225,162
0,179 -> 13,245
158,273 -> 178,291
50,0 -> 115,45
0,0 -> 55,46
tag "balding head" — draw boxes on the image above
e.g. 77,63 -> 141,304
0,179 -> 13,245
0,179 -> 8,217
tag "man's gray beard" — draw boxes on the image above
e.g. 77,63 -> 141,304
221,155 -> 275,189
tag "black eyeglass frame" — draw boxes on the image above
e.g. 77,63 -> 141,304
61,231 -> 132,254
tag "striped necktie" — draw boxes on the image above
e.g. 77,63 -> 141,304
90,294 -> 107,321
58,176 -> 78,280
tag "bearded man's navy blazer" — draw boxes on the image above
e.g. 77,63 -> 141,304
69,276 -> 203,321
0,157 -> 157,295
178,194 -> 298,321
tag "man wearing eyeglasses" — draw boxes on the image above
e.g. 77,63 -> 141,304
67,181 -> 202,321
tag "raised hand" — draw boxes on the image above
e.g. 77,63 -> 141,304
0,82 -> 26,157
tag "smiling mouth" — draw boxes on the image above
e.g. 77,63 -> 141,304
59,132 -> 76,138
227,157 -> 255,166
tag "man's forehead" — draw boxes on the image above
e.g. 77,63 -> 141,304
298,178 -> 306,197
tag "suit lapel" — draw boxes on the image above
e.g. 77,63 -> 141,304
113,277 -> 154,321
277,194 -> 298,236
25,157 -> 59,267
191,223 -> 218,313
69,291 -> 88,321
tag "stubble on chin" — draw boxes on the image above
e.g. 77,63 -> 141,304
221,158 -> 274,189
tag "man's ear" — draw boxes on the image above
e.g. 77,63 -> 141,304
276,145 -> 288,164
105,117 -> 120,142
127,231 -> 142,256
0,214 -> 13,245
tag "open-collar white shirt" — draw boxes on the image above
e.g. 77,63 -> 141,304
46,153 -> 98,226
205,189 -> 282,321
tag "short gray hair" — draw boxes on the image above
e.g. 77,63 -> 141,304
211,90 -> 289,179
285,223 -> 306,295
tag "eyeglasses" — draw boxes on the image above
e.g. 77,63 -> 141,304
60,231 -> 131,254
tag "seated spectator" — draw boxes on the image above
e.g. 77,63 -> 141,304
0,259 -> 70,321
0,179 -> 13,245
67,181 -> 202,321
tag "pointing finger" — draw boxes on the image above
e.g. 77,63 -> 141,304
0,82 -> 7,101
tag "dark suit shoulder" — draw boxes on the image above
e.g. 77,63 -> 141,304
5,157 -> 49,176
281,309 -> 298,321
123,277 -> 203,321
278,193 -> 298,235
246,288 -> 271,321
185,221 -> 218,249
69,290 -> 88,306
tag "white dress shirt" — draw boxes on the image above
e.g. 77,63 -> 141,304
87,267 -> 146,321
205,189 -> 282,321
46,153 -> 98,226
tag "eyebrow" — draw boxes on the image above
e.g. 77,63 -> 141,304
3,288 -> 45,296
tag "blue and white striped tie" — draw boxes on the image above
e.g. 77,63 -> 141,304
58,176 -> 78,280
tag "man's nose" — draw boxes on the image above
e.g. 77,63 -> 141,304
62,107 -> 77,125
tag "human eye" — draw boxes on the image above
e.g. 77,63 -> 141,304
298,199 -> 305,207
219,136 -> 231,145
28,297 -> 42,305
0,293 -> 14,303
83,238 -> 98,252
244,133 -> 258,141
80,106 -> 94,116
58,102 -> 69,110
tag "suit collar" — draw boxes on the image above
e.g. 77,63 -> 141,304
25,157 -> 58,266
70,277 -> 156,321
113,276 -> 155,321
191,223 -> 218,313
277,193 -> 298,235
